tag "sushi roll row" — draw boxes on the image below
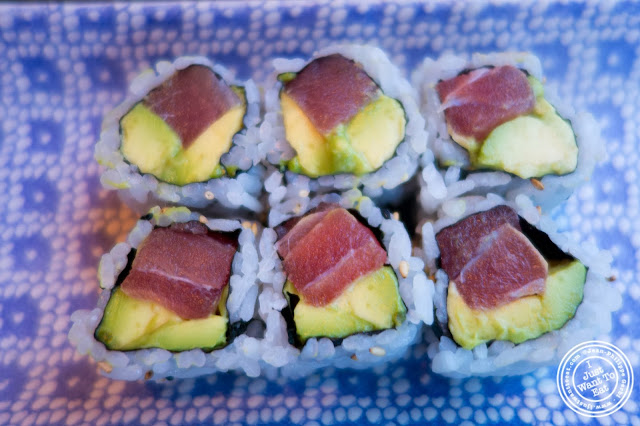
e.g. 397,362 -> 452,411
94,49 -> 602,217
96,46 -> 428,215
70,45 -> 620,380
69,192 -> 432,380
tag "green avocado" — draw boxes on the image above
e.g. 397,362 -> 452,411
281,92 -> 406,178
284,266 -> 406,343
95,286 -> 228,352
463,76 -> 578,179
447,259 -> 586,350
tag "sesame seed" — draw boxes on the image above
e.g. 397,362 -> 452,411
369,346 -> 386,357
530,178 -> 544,190
399,261 -> 409,278
97,361 -> 113,374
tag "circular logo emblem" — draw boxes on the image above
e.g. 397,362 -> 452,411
557,340 -> 634,417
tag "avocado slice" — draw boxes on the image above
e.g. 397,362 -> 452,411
95,286 -> 228,352
284,266 -> 406,343
447,259 -> 586,350
281,92 -> 406,177
120,103 -> 182,178
120,89 -> 246,186
475,98 -> 578,178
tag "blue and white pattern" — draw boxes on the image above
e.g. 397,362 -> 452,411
0,1 -> 638,424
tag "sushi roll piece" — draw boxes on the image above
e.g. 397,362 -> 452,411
261,44 -> 428,199
414,52 -> 602,212
95,57 -> 264,214
68,207 -> 264,380
418,194 -> 621,377
257,190 -> 433,377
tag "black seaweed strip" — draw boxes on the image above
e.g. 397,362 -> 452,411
518,216 -> 575,262
282,292 -> 302,347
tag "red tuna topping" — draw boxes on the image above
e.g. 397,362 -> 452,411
277,206 -> 387,306
274,203 -> 339,258
436,205 -> 521,282
455,223 -> 547,310
283,54 -> 380,135
436,65 -> 535,142
121,221 -> 238,319
144,65 -> 242,149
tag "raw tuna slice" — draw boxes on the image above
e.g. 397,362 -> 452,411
436,205 -> 521,282
283,54 -> 380,135
455,223 -> 548,310
281,207 -> 387,306
145,65 -> 243,149
275,203 -> 339,258
121,221 -> 238,319
436,65 -> 535,142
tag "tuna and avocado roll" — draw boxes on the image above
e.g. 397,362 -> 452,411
69,207 -> 265,380
435,205 -> 585,350
95,220 -> 238,352
257,190 -> 433,378
276,203 -> 406,343
414,52 -> 602,212
261,45 -> 428,198
418,195 -> 621,377
95,57 -> 264,213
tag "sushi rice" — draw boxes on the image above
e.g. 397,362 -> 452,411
68,206 -> 265,380
417,193 -> 622,378
94,56 -> 265,214
260,44 -> 429,199
257,183 -> 434,378
413,52 -> 603,214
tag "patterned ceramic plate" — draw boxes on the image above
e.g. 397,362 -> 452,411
0,2 -> 638,425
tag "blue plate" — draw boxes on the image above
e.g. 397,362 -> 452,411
1,2 -> 637,425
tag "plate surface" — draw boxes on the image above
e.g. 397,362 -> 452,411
0,1 -> 638,425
